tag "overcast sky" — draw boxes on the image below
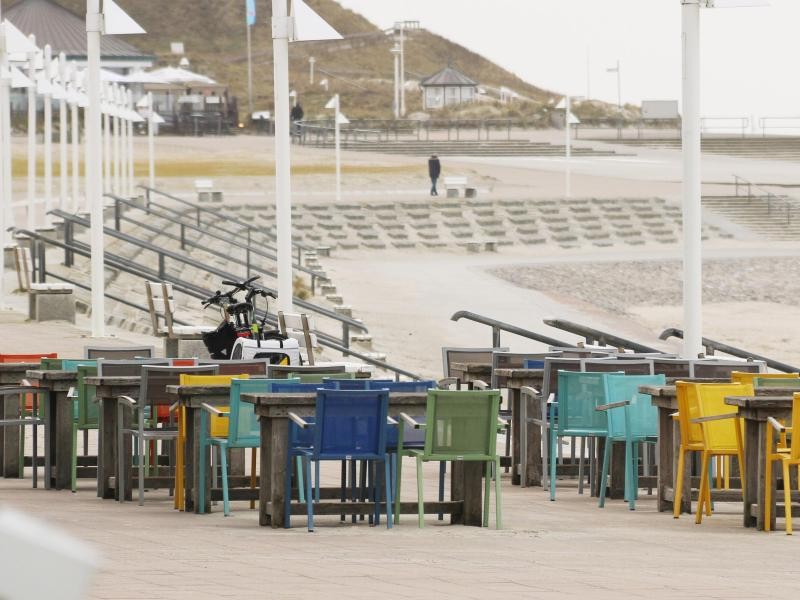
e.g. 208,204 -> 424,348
335,0 -> 800,127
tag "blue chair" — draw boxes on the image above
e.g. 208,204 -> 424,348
290,389 -> 394,532
549,371 -> 620,501
199,378 -> 300,515
596,374 -> 665,510
325,379 -> 393,390
523,359 -> 546,369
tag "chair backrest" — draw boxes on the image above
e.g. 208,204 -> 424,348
270,381 -> 326,393
582,359 -> 654,375
84,346 -> 155,360
171,358 -> 199,367
423,389 -> 501,459
441,347 -> 508,379
491,352 -> 554,387
753,377 -> 800,390
791,393 -> 800,461
365,380 -> 437,392
278,311 -> 316,364
651,358 -> 691,378
312,389 -> 390,459
0,353 -> 58,363
97,359 -> 169,377
268,364 -> 345,379
691,360 -> 765,379
140,365 -> 218,407
731,371 -> 798,385
556,371 -> 618,435
76,364 -> 99,428
541,357 -> 581,400
226,378 -> 297,446
179,373 -> 250,438
14,246 -> 32,292
325,378 -> 393,390
675,381 -> 705,447
145,281 -> 168,334
290,372 -> 355,384
694,382 -> 753,449
603,374 -> 666,439
61,359 -> 97,372
206,359 -> 269,376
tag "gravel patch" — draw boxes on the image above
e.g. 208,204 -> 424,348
490,257 -> 800,315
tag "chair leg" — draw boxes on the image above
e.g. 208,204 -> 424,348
673,448 -> 686,519
504,422 -> 511,474
250,449 -> 257,510
220,444 -> 230,517
598,437 -> 611,508
71,423 -> 78,493
359,460 -> 367,522
283,454 -> 294,528
416,456 -> 425,528
117,418 -> 124,503
577,437 -> 585,495
296,456 -> 305,503
549,428 -> 558,502
483,461 -> 491,528
304,457 -> 314,532
32,421 -> 38,490
695,451 -> 710,525
384,456 -> 393,529
437,462 -> 446,520
541,398 -> 549,491
627,441 -> 636,510
495,457 -> 503,529
340,460 -> 346,522
783,461 -> 792,535
394,452 -> 402,525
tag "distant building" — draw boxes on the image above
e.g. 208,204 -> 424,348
419,66 -> 478,111
5,0 -> 155,73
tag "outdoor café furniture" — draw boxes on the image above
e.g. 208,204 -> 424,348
0,362 -> 40,478
268,364 -> 346,379
0,385 -> 46,487
763,392 -> 800,534
145,281 -> 215,357
24,368 -> 81,489
69,364 -> 98,492
673,382 -> 749,524
291,389 -> 395,531
400,389 -> 504,529
117,365 -> 217,505
731,371 -> 798,386
596,374 -> 666,510
242,390 -> 486,528
84,345 -> 155,360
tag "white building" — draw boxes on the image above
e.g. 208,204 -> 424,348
419,66 -> 478,111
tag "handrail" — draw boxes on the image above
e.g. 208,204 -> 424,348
731,174 -> 794,226
659,328 -> 800,373
137,185 -> 314,262
542,318 -> 661,353
108,195 -> 327,288
48,210 -> 367,338
450,310 -> 569,348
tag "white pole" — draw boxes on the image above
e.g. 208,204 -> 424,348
246,21 -> 253,120
27,36 -> 37,231
309,56 -> 315,84
87,0 -> 105,337
70,67 -> 80,213
682,0 -> 702,359
271,0 -> 293,313
616,59 -> 622,114
119,87 -> 128,198
399,24 -> 406,117
392,45 -> 400,119
113,85 -> 121,197
43,45 -> 53,226
58,53 -> 68,211
126,89 -> 134,197
565,95 -> 571,199
334,94 -> 341,204
103,84 -> 110,194
0,2 -> 7,307
147,92 -> 155,190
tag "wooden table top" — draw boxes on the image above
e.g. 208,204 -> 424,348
242,391 -> 427,417
0,363 -> 38,373
725,395 -> 794,410
493,368 -> 544,379
641,384 -> 798,399
84,376 -> 140,387
449,363 -> 491,374
25,369 -> 80,381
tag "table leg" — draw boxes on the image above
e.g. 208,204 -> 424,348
2,392 -> 21,478
259,417 -> 273,526
610,441 -> 626,499
98,397 -> 117,499
184,406 -> 196,513
741,417 -> 759,527
51,389 -> 71,490
511,390 -> 521,486
268,417 -> 288,529
755,419 -> 777,531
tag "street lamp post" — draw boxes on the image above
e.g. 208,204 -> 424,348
391,43 -> 400,119
26,35 -> 38,231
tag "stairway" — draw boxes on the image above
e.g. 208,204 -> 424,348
702,195 -> 800,240
612,137 -> 800,162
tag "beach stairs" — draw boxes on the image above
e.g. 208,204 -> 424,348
608,136 -> 800,162
702,195 -> 800,241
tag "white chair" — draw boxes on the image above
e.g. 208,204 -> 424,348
144,281 -> 214,357
278,311 -> 318,365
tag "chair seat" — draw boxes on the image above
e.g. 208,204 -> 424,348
29,283 -> 74,292
285,330 -> 318,348
124,428 -> 179,440
158,325 -> 215,336
314,361 -> 374,374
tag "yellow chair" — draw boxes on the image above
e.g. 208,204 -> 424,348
174,374 -> 249,510
731,371 -> 798,386
765,392 -> 800,534
674,381 -> 751,523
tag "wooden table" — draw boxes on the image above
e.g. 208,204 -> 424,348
84,376 -> 141,500
725,393 -> 799,530
449,363 -> 491,387
24,370 -> 79,490
243,391 -> 482,529
165,384 -> 246,514
494,368 -> 544,486
0,363 -> 38,478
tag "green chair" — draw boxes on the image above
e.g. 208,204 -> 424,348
595,373 -> 666,510
753,377 -> 800,390
288,372 -> 356,384
401,389 -> 505,529
40,358 -> 63,370
69,364 -> 99,492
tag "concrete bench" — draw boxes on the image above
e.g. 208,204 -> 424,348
452,231 -> 474,239
195,179 -> 222,203
28,285 -> 76,323
316,246 -> 332,257
443,176 -> 468,198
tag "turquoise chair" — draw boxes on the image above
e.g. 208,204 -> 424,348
199,378 -> 301,516
595,373 -> 666,510
549,371 -> 621,501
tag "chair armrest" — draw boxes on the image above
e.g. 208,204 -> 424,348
0,386 -> 43,397
471,379 -> 488,390
168,402 -> 179,414
117,395 -> 137,407
201,403 -> 227,417
546,393 -> 556,405
670,412 -> 679,421
387,416 -> 398,426
399,412 -> 424,429
437,377 -> 458,389
691,413 -> 739,424
67,386 -> 77,399
768,417 -> 788,433
520,386 -> 540,400
288,412 -> 310,429
596,400 -> 630,412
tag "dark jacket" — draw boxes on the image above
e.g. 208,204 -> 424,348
428,157 -> 441,179
291,104 -> 304,122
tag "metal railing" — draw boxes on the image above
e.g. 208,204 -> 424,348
700,116 -> 749,138
15,228 -> 419,380
659,328 -> 799,373
108,195 -> 327,293
758,117 -> 800,137
450,311 -> 569,348
49,210 -> 366,347
542,319 -> 661,353
732,174 -> 795,226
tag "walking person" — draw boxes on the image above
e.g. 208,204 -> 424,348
428,154 -> 441,196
